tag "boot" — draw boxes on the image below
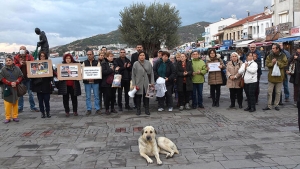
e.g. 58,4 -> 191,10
144,97 -> 150,115
215,96 -> 220,107
229,98 -> 235,108
249,105 -> 256,112
212,101 -> 216,107
244,107 -> 251,111
135,95 -> 142,115
46,112 -> 51,118
41,112 -> 46,118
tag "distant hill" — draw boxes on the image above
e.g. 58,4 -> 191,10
51,21 -> 210,55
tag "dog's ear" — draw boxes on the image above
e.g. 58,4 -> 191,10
154,129 -> 157,134
141,129 -> 144,135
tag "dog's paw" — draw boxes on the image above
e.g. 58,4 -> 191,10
147,158 -> 153,163
157,159 -> 162,165
166,153 -> 171,158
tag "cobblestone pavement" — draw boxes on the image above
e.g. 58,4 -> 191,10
0,70 -> 299,169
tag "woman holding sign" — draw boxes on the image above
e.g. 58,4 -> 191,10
57,53 -> 81,117
206,49 -> 226,107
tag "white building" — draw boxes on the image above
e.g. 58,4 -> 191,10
202,16 -> 239,47
242,8 -> 272,40
271,0 -> 300,27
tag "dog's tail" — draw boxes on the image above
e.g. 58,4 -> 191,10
173,144 -> 179,154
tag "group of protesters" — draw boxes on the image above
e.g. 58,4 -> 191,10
1,43 -> 300,126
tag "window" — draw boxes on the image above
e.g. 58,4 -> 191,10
261,24 -> 264,34
226,33 -> 228,40
266,22 -> 269,28
257,26 -> 259,34
279,13 -> 288,23
253,27 -> 256,34
279,0 -> 286,2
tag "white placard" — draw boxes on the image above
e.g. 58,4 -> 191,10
82,66 -> 102,79
208,62 -> 221,72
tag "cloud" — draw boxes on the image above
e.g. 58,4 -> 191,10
0,0 -> 271,53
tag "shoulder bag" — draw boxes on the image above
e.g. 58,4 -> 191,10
8,69 -> 27,97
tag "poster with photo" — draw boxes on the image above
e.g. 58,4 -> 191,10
57,63 -> 82,80
26,60 -> 53,78
145,84 -> 155,98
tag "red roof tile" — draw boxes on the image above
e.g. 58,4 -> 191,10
224,12 -> 271,29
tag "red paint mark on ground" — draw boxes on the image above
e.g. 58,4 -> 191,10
40,130 -> 53,136
21,131 -> 34,137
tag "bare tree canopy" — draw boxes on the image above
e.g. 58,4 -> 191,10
119,2 -> 181,56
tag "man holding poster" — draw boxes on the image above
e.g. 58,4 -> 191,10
82,50 -> 101,115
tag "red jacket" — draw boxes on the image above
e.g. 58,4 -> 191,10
14,54 -> 34,79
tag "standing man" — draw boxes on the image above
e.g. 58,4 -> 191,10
130,44 -> 149,108
82,50 -> 101,115
14,46 -> 39,112
101,46 -> 107,54
280,43 -> 291,102
114,49 -> 133,111
263,44 -> 288,111
35,28 -> 49,57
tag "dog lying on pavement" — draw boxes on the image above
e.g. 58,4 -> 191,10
138,126 -> 179,165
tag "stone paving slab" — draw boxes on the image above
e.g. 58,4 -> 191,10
0,71 -> 299,168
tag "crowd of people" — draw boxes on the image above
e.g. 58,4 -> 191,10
1,43 -> 300,128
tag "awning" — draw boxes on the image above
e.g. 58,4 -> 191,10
235,40 -> 255,47
250,41 -> 273,47
213,31 -> 224,37
274,36 -> 300,42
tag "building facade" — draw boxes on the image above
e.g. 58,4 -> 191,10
202,17 -> 238,47
271,0 -> 300,27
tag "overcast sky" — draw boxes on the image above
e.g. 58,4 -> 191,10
0,0 -> 271,53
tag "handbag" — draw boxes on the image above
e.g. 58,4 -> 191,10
106,73 -> 114,85
17,83 -> 27,97
289,61 -> 295,74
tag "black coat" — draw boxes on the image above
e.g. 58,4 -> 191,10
101,60 -> 114,87
176,61 -> 193,92
31,77 -> 53,94
114,57 -> 132,80
57,80 -> 81,96
130,52 -> 149,65
288,52 -> 300,85
153,59 -> 176,86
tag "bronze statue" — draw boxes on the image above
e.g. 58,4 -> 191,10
35,28 -> 49,57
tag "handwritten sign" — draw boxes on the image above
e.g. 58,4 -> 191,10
82,66 -> 102,79
208,62 -> 221,72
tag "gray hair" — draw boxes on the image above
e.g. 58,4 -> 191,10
231,52 -> 240,59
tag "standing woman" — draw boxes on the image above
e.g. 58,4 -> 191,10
0,56 -> 23,123
176,53 -> 193,110
206,49 -> 226,107
101,52 -> 117,115
132,51 -> 154,115
226,52 -> 243,109
98,51 -> 105,109
238,52 -> 258,112
31,52 -> 53,118
57,53 -> 81,117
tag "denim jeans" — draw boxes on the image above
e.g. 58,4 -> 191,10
283,73 -> 289,99
18,79 -> 36,110
84,83 -> 100,111
192,83 -> 203,107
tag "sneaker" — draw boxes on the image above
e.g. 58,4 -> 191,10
96,110 -> 102,115
12,118 -> 19,122
3,119 -> 10,124
65,112 -> 70,117
86,110 -> 92,116
294,101 -> 297,107
168,107 -> 173,112
185,103 -> 191,110
125,105 -> 133,110
198,105 -> 204,108
110,109 -> 118,113
18,109 -> 23,113
285,98 -> 289,102
179,106 -> 184,111
118,106 -> 123,111
31,108 -> 40,112
158,108 -> 164,112
73,112 -> 78,116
